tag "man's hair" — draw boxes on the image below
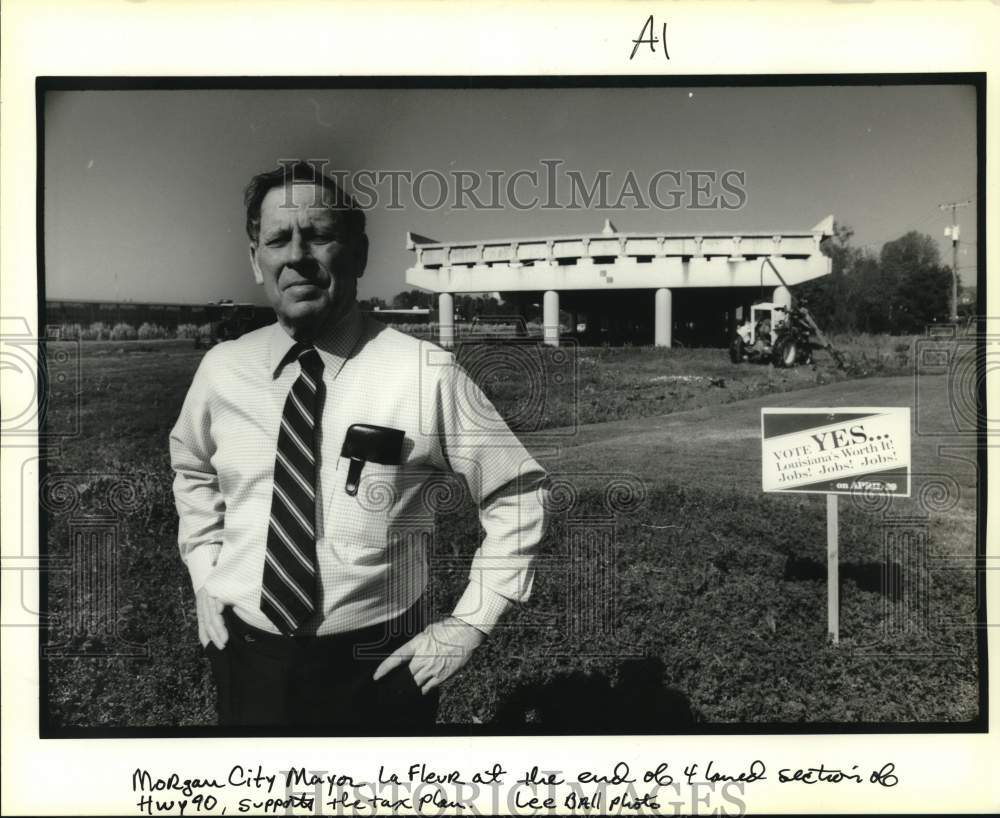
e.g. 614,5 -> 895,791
243,161 -> 366,243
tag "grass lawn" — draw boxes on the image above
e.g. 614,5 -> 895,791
41,336 -> 980,728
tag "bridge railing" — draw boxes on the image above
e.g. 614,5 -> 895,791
407,218 -> 833,271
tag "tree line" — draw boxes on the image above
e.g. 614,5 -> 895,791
797,223 -> 966,334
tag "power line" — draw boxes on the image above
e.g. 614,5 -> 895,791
851,203 -> 966,253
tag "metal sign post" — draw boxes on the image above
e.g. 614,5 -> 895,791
761,407 -> 911,645
827,494 -> 839,643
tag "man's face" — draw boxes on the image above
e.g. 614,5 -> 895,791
250,182 -> 367,336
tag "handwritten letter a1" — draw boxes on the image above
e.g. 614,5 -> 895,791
630,15 -> 669,61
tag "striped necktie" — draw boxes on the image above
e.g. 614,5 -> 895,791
260,344 -> 324,635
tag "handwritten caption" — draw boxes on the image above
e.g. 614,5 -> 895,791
133,759 -> 898,815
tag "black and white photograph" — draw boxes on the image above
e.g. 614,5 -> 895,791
2,2 -> 997,816
35,78 -> 985,734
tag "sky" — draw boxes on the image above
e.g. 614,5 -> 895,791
44,84 -> 978,305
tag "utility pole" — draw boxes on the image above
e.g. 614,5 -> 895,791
939,199 -> 972,321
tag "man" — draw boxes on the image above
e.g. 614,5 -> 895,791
170,161 -> 547,728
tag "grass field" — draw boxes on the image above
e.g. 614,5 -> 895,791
41,335 -> 980,728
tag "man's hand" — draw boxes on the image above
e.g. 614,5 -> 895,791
372,617 -> 486,695
196,587 -> 228,649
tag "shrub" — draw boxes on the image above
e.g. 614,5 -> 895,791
79,322 -> 111,341
137,322 -> 167,340
197,322 -> 215,340
58,323 -> 83,340
175,323 -> 200,340
89,322 -> 109,340
109,322 -> 137,341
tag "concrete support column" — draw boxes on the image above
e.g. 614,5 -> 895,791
773,285 -> 792,323
438,292 -> 454,348
654,287 -> 672,348
543,290 -> 560,347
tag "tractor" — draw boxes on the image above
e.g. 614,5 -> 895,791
731,302 -> 812,366
729,259 -> 846,369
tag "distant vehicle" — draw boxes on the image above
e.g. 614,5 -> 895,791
194,302 -> 271,348
730,300 -> 845,368
729,259 -> 845,369
732,303 -> 804,366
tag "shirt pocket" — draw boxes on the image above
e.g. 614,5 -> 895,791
354,462 -> 405,515
323,459 -> 406,553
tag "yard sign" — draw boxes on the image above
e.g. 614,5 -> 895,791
761,407 -> 911,642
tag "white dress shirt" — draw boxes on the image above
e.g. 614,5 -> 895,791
169,303 -> 548,636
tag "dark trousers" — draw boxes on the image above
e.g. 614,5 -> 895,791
204,603 -> 439,729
